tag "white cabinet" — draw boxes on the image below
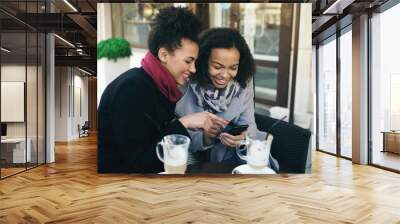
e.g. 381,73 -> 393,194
1,138 -> 32,163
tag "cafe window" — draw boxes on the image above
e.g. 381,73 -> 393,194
233,3 -> 294,106
111,3 -> 174,48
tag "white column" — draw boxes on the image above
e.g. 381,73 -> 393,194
97,3 -> 113,42
243,4 -> 256,53
293,4 -> 313,128
210,4 -> 222,28
46,33 -> 55,163
352,14 -> 369,164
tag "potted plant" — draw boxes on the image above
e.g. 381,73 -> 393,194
97,38 -> 132,105
97,38 -> 132,61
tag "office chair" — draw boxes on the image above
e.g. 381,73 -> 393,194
79,121 -> 90,138
255,113 -> 311,173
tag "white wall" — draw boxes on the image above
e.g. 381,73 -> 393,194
73,73 -> 89,138
55,67 -> 89,141
55,67 -> 68,141
1,66 -> 26,136
97,57 -> 131,107
1,65 -> 38,136
130,48 -> 147,68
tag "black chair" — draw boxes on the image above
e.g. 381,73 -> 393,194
79,121 -> 90,138
255,113 -> 311,173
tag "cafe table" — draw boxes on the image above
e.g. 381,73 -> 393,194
186,162 -> 239,174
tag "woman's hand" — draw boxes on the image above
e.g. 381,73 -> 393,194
219,131 -> 246,147
203,115 -> 227,138
179,112 -> 228,134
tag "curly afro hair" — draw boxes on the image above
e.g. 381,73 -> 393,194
148,6 -> 201,58
191,28 -> 255,89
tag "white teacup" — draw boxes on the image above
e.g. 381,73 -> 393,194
236,135 -> 273,169
156,134 -> 190,174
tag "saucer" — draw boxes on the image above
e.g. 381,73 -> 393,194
232,164 -> 276,174
158,172 -> 185,174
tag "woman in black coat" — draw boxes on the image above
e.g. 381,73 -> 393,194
97,7 -> 227,173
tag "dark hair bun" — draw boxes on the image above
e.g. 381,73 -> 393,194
148,7 -> 201,56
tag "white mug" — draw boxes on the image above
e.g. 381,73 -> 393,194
156,134 -> 190,174
236,135 -> 273,169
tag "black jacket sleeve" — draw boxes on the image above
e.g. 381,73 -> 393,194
161,118 -> 190,138
110,81 -> 188,173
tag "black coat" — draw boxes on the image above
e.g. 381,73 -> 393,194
98,68 -> 189,173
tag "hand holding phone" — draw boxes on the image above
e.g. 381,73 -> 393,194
221,120 -> 249,136
219,124 -> 248,147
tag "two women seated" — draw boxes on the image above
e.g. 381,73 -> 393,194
98,6 -> 277,173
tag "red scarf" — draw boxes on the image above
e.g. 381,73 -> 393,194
141,52 -> 182,103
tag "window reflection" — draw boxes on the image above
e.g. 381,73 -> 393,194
254,65 -> 278,102
115,3 -> 173,48
239,4 -> 281,58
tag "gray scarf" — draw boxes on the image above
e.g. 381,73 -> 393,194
190,80 -> 241,113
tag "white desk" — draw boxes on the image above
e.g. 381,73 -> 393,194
1,138 -> 32,163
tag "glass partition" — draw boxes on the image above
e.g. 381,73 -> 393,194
0,1 -> 46,179
370,4 -> 400,171
317,36 -> 337,155
1,30 -> 28,177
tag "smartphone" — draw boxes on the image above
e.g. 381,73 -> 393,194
227,125 -> 249,135
222,123 -> 249,136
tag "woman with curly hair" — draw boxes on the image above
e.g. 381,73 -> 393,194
98,7 -> 227,173
176,28 -> 279,170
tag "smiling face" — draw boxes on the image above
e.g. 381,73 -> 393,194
208,48 -> 240,89
158,38 -> 199,85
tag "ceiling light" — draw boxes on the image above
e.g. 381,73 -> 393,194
1,47 -> 11,53
63,0 -> 78,12
78,67 -> 92,76
54,34 -> 75,48
322,0 -> 354,15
